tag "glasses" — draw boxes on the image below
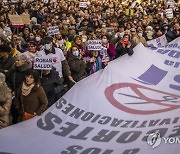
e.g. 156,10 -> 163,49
131,31 -> 136,33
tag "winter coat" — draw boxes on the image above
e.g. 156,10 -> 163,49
41,68 -> 61,107
0,84 -> 12,129
17,84 -> 48,116
68,55 -> 87,82
7,62 -> 32,96
115,40 -> 135,58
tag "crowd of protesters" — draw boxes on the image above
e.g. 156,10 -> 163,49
0,0 -> 179,128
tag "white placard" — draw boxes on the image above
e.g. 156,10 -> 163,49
33,57 -> 52,70
166,0 -> 175,8
165,8 -> 174,19
47,26 -> 60,36
100,46 -> 109,62
43,0 -> 49,3
88,40 -> 102,51
79,2 -> 87,8
11,0 -> 18,2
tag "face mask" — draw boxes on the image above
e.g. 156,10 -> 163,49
102,38 -> 108,44
146,30 -> 151,33
102,24 -> 106,28
164,26 -> 168,30
138,33 -> 143,37
44,44 -> 51,50
82,37 -> 87,43
36,37 -> 41,41
72,51 -> 79,57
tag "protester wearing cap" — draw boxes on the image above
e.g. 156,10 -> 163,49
37,36 -> 75,85
0,44 -> 15,78
0,73 -> 12,129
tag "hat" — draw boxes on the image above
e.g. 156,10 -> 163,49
31,17 -> 37,24
0,73 -> 5,82
16,53 -> 28,62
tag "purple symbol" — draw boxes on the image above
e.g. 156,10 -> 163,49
169,75 -> 180,91
133,65 -> 168,85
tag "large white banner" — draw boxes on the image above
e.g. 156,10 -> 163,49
0,38 -> 179,154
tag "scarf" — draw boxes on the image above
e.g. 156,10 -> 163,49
120,40 -> 130,45
21,82 -> 35,96
0,82 -> 11,103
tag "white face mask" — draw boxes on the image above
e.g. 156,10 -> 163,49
138,33 -> 143,37
82,37 -> 87,43
102,24 -> 106,28
72,51 -> 79,57
44,44 -> 51,50
102,38 -> 108,44
36,37 -> 41,41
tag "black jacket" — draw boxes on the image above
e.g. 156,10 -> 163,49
68,55 -> 87,82
40,68 -> 61,107
115,40 -> 135,58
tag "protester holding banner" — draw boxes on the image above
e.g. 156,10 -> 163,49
0,73 -> 12,129
16,69 -> 48,121
115,34 -> 134,58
